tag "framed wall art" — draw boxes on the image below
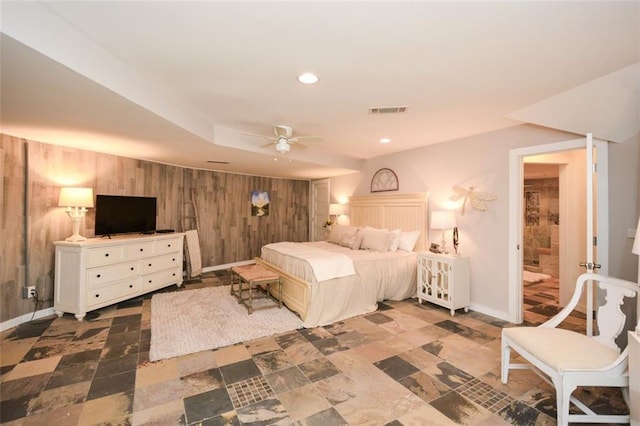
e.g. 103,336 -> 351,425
251,191 -> 269,217
370,168 -> 399,192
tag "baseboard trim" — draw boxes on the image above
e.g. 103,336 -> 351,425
202,260 -> 254,273
468,303 -> 510,322
1,307 -> 56,333
2,261 -> 256,333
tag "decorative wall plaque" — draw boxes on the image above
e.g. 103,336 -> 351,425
370,168 -> 399,192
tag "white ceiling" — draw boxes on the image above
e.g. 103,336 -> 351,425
1,1 -> 639,179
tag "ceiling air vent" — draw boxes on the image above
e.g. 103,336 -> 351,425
368,106 -> 408,114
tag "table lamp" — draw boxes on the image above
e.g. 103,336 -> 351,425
59,187 -> 94,241
431,210 -> 456,254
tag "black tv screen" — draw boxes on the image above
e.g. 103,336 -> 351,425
95,195 -> 157,236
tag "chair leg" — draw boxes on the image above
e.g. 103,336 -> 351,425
501,340 -> 511,384
555,379 -> 576,426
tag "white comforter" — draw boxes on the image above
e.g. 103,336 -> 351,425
261,241 -> 417,327
261,242 -> 355,282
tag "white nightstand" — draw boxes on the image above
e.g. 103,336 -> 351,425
417,251 -> 470,315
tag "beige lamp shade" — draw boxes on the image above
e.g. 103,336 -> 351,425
329,203 -> 345,216
58,187 -> 94,208
431,210 -> 456,230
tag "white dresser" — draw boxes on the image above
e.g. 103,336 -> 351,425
417,252 -> 470,315
54,233 -> 185,320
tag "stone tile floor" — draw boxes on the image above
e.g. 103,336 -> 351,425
0,272 -> 628,425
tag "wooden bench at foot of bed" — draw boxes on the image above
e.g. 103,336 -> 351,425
254,257 -> 311,321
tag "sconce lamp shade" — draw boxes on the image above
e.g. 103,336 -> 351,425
633,216 -> 640,255
329,203 -> 344,216
431,210 -> 456,230
58,187 -> 94,208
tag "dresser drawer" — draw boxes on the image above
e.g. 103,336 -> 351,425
155,237 -> 182,255
141,253 -> 180,274
87,245 -> 125,267
142,267 -> 181,291
126,241 -> 156,260
87,261 -> 139,287
86,278 -> 139,308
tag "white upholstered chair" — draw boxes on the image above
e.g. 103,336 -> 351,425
501,273 -> 638,425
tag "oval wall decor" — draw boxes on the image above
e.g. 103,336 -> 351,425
370,168 -> 399,192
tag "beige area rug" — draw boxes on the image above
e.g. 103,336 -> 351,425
150,286 -> 303,361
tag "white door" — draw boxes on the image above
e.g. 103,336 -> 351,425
581,134 -> 609,331
508,135 -> 609,323
584,133 -> 609,276
310,179 -> 330,242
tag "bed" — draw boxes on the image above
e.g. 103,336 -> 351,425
255,192 -> 429,327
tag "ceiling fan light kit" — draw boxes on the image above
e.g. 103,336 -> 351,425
275,139 -> 291,153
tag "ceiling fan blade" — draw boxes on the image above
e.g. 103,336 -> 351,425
260,142 -> 275,148
291,142 -> 308,150
241,131 -> 275,140
294,136 -> 323,142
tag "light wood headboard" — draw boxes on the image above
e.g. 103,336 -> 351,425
349,192 -> 429,251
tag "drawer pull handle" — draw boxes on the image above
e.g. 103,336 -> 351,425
140,248 -> 144,252
105,253 -> 109,257
129,284 -> 133,288
130,267 -> 134,271
97,274 -> 101,278
172,258 -> 176,262
148,263 -> 152,267
172,273 -> 176,276
148,280 -> 152,283
95,294 -> 100,298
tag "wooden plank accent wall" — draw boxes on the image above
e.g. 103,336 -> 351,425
0,134 -> 309,323
1,135 -> 27,321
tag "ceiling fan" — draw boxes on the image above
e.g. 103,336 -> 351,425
242,125 -> 322,154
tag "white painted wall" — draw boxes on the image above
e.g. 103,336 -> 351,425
329,124 -> 640,319
608,134 -> 640,282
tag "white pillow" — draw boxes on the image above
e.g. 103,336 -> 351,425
339,230 -> 362,250
397,231 -> 420,252
359,227 -> 391,252
328,224 -> 359,245
327,224 -> 347,244
388,229 -> 402,252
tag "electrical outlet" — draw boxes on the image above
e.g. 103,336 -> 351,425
22,286 -> 36,299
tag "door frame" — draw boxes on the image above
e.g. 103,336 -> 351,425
508,137 -> 609,323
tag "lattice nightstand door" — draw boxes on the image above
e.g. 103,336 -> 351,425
417,252 -> 470,315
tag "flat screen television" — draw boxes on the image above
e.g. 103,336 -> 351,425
95,195 -> 157,236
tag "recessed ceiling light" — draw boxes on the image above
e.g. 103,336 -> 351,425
297,72 -> 319,84
380,138 -> 391,144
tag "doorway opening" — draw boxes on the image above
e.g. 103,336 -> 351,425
522,163 -> 561,325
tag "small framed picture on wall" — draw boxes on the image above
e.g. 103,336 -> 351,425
251,191 -> 269,217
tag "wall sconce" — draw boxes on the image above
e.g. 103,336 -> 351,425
58,187 -> 94,241
431,210 -> 456,254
